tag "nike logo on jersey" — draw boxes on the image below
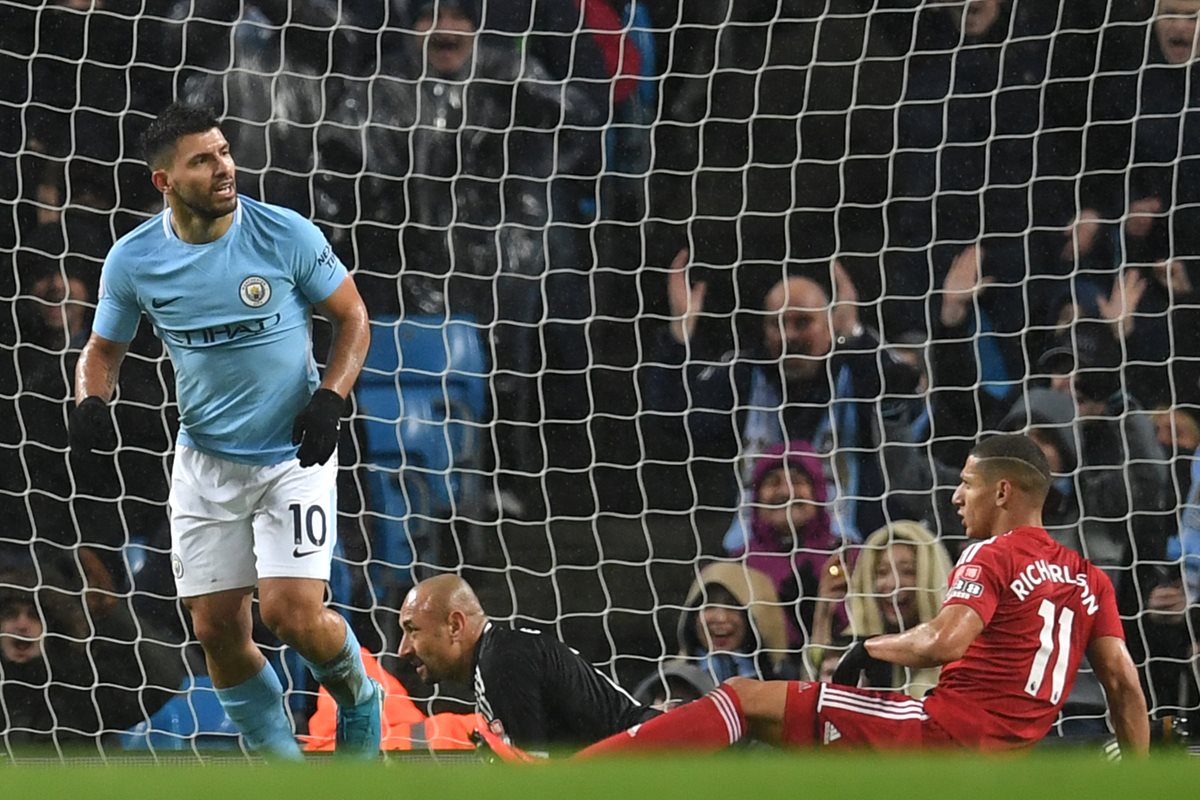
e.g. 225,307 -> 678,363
292,547 -> 323,558
151,296 -> 182,309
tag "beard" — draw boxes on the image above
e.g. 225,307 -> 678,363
174,183 -> 237,220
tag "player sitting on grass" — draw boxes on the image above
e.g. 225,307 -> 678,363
573,434 -> 1149,756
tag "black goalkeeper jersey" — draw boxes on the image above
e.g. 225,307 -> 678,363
472,622 -> 658,753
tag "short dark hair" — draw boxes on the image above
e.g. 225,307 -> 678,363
970,434 -> 1052,501
139,102 -> 222,169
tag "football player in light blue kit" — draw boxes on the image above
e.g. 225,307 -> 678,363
71,103 -> 379,759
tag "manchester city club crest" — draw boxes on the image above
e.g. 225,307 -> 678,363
239,275 -> 271,307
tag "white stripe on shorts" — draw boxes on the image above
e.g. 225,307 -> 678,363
818,685 -> 929,721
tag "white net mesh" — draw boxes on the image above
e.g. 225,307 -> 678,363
1,0 -> 1198,757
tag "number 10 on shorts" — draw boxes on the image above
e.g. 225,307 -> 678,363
290,502 -> 328,558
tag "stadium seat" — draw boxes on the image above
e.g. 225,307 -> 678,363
121,675 -> 240,751
356,315 -> 487,595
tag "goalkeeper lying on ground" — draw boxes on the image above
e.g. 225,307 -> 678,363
398,575 -> 658,758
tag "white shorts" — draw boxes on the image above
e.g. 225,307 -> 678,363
168,445 -> 338,597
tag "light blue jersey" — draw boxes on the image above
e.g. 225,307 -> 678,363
93,196 -> 348,465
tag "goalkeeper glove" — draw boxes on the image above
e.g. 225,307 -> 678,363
470,726 -> 540,765
68,396 -> 117,454
291,388 -> 345,467
830,639 -> 889,687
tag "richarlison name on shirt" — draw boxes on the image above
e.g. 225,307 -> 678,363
948,559 -> 1101,616
1009,560 -> 1101,614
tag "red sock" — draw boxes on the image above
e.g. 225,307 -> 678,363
575,684 -> 747,758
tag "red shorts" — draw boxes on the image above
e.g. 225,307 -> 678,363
781,681 -> 958,750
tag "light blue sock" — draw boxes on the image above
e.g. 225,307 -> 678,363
304,621 -> 373,708
214,662 -> 303,760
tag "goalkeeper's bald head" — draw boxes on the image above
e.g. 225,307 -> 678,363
399,574 -> 488,684
416,573 -> 485,620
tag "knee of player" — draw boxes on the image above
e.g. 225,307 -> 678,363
190,611 -> 252,652
258,600 -> 323,646
720,677 -> 784,723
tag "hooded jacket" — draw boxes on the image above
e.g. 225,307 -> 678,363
731,441 -> 842,646
677,562 -> 792,683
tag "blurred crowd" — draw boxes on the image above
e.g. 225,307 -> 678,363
0,0 -> 1197,749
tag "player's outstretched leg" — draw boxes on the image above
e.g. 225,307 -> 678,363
215,662 -> 305,760
575,680 -> 753,757
307,620 -> 382,758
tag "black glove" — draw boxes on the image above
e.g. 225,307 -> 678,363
830,640 -> 889,687
291,388 -> 345,468
69,396 -> 117,454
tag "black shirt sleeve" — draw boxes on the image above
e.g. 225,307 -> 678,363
474,625 -> 657,752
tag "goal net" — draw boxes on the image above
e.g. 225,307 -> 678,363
1,0 -> 1196,756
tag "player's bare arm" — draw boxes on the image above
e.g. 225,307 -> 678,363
75,333 -> 129,403
1087,635 -> 1150,757
69,333 -> 131,454
864,603 -> 984,668
313,275 -> 370,398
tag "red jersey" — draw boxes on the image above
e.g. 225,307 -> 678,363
923,526 -> 1124,750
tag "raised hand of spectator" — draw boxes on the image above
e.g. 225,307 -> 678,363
1125,196 -> 1163,240
666,247 -> 707,344
1145,582 -> 1187,626
939,244 -> 993,328
817,553 -> 850,602
1060,208 -> 1102,263
1153,259 -> 1194,297
810,552 -> 851,648
832,260 -> 861,338
1097,269 -> 1147,339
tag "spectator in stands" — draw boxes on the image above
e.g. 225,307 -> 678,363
5,0 -> 168,232
323,0 -> 603,498
647,251 -> 922,541
724,441 -> 859,652
808,521 -> 952,698
0,240 -> 179,651
1079,0 -> 1200,407
727,441 -> 843,648
896,1 -> 1111,456
927,244 -> 1024,462
1155,404 -> 1200,606
999,387 -> 1086,555
479,0 -> 608,193
178,0 -> 346,216
1154,405 -> 1200,509
0,563 -> 183,748
1034,321 -> 1171,588
1135,564 -> 1198,716
676,562 -> 795,684
632,660 -> 717,713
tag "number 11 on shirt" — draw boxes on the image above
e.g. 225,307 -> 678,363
1025,599 -> 1075,704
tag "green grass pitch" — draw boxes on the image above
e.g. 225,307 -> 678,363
3,751 -> 1196,800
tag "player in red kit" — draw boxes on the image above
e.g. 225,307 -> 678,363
575,434 -> 1150,758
